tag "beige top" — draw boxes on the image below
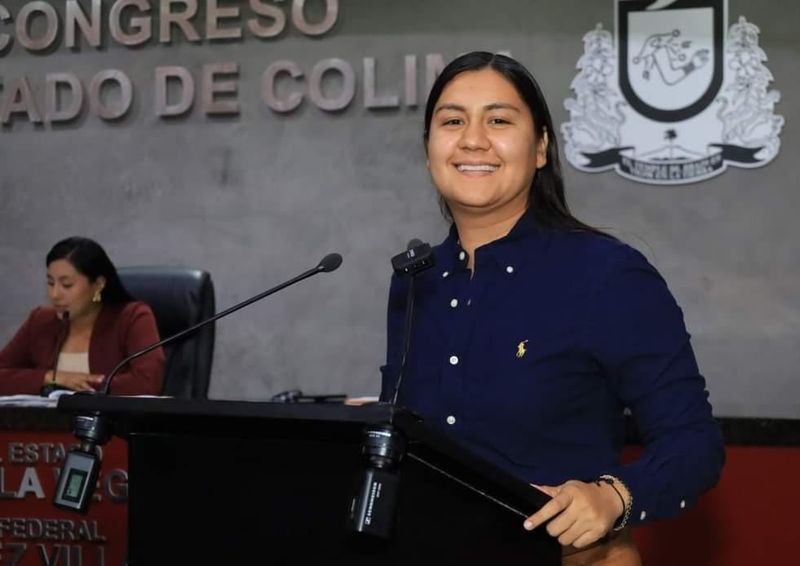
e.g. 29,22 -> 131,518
57,352 -> 90,374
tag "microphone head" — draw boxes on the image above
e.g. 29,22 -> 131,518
58,310 -> 70,321
318,253 -> 343,273
391,240 -> 435,276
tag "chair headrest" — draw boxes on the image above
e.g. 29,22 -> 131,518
117,267 -> 215,338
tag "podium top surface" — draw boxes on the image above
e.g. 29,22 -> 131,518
39,394 -> 800,446
57,394 -> 399,424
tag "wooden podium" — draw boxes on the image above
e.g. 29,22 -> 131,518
57,396 -> 560,565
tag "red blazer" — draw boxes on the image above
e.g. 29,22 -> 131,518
0,302 -> 165,396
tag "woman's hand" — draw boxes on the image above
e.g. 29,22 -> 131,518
523,480 -> 626,548
45,370 -> 104,392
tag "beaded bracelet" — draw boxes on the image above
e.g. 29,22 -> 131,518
595,474 -> 633,531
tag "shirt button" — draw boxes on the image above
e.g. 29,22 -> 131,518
458,251 -> 466,261
506,265 -> 514,274
466,299 -> 472,306
680,500 -> 686,509
450,298 -> 458,308
639,510 -> 647,521
446,415 -> 456,425
442,271 -> 449,278
449,355 -> 459,365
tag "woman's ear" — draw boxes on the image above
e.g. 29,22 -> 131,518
95,275 -> 107,293
536,128 -> 549,169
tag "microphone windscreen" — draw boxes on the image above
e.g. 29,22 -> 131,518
318,253 -> 343,273
406,239 -> 423,250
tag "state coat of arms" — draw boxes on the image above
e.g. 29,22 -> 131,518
561,0 -> 784,185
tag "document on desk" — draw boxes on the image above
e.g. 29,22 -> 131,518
0,389 -> 75,407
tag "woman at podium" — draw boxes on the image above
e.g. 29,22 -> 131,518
0,237 -> 164,396
381,52 -> 724,564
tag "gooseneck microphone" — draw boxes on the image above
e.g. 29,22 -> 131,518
349,239 -> 434,539
54,253 -> 343,513
99,252 -> 343,396
389,239 -> 433,407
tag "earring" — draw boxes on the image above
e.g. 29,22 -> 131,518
92,289 -> 102,303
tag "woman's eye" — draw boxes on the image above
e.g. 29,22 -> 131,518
62,284 -> 73,290
489,117 -> 510,125
442,118 -> 463,126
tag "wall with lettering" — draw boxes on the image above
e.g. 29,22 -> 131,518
0,0 -> 797,418
0,431 -> 127,565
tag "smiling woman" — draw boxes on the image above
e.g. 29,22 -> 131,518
0,237 -> 164,396
425,68 -> 546,237
381,51 -> 724,565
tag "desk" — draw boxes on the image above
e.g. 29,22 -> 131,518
0,408 -> 127,566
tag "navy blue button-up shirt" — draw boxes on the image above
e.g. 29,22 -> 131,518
381,211 -> 724,525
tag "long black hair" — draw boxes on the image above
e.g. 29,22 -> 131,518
424,51 -> 597,232
46,237 -> 132,304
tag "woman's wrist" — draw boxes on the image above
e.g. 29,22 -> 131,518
595,475 -> 633,531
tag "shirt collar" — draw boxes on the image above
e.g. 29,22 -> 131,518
436,208 -> 548,275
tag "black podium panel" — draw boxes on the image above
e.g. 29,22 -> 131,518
58,396 -> 560,565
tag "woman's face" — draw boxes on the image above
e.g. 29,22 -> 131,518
47,259 -> 104,320
426,68 -> 547,220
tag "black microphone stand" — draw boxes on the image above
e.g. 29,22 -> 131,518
349,240 -> 434,539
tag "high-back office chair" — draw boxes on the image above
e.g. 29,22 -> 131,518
117,267 -> 215,399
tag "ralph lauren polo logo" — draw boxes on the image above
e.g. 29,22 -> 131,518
516,340 -> 529,359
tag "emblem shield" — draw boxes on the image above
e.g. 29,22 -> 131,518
617,0 -> 724,122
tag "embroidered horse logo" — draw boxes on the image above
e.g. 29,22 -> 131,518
516,340 -> 529,359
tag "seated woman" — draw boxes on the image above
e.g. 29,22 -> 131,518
0,237 -> 165,396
